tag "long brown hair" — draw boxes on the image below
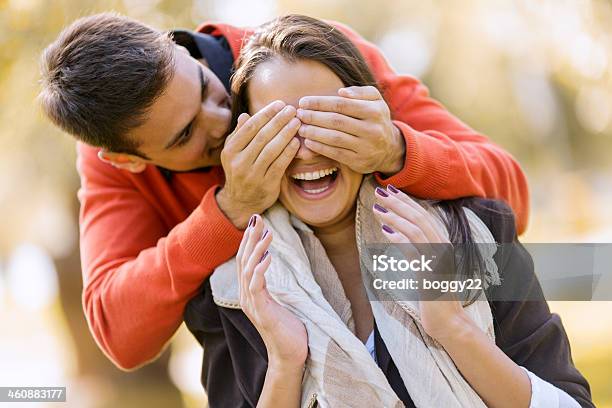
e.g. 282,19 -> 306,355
230,14 -> 377,130
230,14 -> 488,298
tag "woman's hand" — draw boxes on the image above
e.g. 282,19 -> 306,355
372,185 -> 473,344
238,214 -> 308,370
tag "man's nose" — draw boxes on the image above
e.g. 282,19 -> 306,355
294,136 -> 318,160
206,106 -> 232,140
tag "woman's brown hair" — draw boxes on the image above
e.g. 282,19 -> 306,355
230,14 -> 488,301
230,14 -> 377,129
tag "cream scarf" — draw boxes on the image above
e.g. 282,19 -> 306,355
210,177 -> 500,407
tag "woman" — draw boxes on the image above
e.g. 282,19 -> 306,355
184,15 -> 592,408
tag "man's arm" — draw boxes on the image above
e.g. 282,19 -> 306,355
334,22 -> 530,234
77,143 -> 243,370
78,99 -> 300,370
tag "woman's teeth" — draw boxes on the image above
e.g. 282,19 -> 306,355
291,167 -> 337,181
304,186 -> 329,194
290,167 -> 339,196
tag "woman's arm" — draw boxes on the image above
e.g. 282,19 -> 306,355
468,198 -> 593,407
372,186 -> 586,408
237,214 -> 307,407
433,312 -> 531,408
258,362 -> 304,408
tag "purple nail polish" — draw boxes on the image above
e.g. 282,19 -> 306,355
382,224 -> 395,234
373,203 -> 388,213
375,187 -> 389,198
387,184 -> 399,194
248,215 -> 256,228
261,230 -> 269,240
259,250 -> 269,263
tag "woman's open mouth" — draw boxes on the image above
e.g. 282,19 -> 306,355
290,167 -> 340,199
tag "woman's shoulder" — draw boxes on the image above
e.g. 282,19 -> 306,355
459,197 -> 518,243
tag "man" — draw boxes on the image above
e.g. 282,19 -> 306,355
39,12 -> 529,370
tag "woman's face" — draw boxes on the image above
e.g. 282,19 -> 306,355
247,58 -> 363,228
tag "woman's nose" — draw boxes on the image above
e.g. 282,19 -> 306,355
294,136 -> 319,160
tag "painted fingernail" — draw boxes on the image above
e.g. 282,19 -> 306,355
382,224 -> 395,234
248,215 -> 257,228
387,184 -> 399,194
261,229 -> 269,240
373,203 -> 388,213
375,187 -> 389,197
259,250 -> 270,263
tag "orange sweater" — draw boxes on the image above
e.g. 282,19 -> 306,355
77,21 -> 529,370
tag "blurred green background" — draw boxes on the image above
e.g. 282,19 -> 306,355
0,0 -> 611,406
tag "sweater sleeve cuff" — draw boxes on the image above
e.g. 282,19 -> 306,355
520,366 -> 580,408
177,184 -> 244,266
374,121 -> 450,196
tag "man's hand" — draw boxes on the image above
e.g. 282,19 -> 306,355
297,86 -> 405,175
217,101 -> 301,229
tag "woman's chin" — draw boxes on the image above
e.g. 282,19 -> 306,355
292,206 -> 342,228
282,185 -> 348,227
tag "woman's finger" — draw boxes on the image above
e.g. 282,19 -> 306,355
237,227 -> 251,300
375,187 -> 446,243
241,215 -> 264,271
373,203 -> 428,244
239,215 -> 264,302
237,223 -> 251,264
380,223 -> 407,241
249,251 -> 272,296
379,223 -> 422,258
243,229 -> 273,285
380,223 -> 449,302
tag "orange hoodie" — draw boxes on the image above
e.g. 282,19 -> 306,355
77,21 -> 529,370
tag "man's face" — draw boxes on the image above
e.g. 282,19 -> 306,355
127,46 -> 231,171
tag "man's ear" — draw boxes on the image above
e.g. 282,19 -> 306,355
97,149 -> 147,173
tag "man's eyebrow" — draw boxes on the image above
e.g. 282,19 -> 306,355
164,65 -> 208,149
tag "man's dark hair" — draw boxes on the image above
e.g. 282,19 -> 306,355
39,12 -> 176,157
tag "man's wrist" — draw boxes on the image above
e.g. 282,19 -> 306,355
215,187 -> 251,229
380,124 -> 406,176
